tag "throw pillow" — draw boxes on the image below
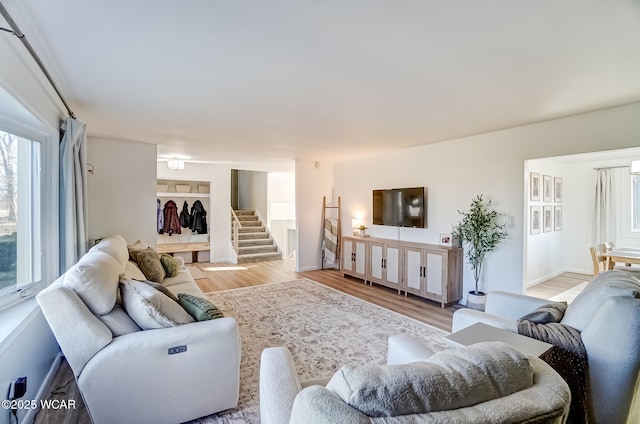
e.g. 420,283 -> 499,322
139,279 -> 179,303
135,247 -> 166,283
160,253 -> 179,277
520,301 -> 568,324
326,341 -> 533,417
127,240 -> 149,262
178,293 -> 224,321
120,277 -> 194,330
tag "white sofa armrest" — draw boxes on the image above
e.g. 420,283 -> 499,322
485,291 -> 550,320
78,317 -> 241,424
387,334 -> 436,365
260,347 -> 303,424
37,285 -> 113,377
452,309 -> 518,333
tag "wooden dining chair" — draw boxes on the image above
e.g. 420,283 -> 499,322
590,244 -> 608,276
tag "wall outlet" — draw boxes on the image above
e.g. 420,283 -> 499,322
14,377 -> 26,399
507,216 -> 516,227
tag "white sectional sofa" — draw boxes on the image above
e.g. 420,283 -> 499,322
37,234 -> 241,424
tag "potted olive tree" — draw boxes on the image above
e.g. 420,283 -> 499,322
452,195 -> 508,310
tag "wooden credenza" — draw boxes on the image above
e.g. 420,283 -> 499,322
341,236 -> 463,308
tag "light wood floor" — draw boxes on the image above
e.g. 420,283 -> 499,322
35,258 -> 589,424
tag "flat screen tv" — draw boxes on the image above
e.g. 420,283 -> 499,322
373,187 -> 427,228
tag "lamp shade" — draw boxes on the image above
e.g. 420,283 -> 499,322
631,160 -> 640,175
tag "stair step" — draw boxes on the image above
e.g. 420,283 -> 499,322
238,245 -> 278,254
237,251 -> 282,264
236,226 -> 265,233
233,232 -> 270,240
234,210 -> 256,216
238,220 -> 263,227
238,238 -> 273,247
233,215 -> 258,220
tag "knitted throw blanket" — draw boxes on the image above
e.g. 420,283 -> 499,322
517,320 -> 594,424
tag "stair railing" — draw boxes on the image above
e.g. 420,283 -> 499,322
231,208 -> 243,252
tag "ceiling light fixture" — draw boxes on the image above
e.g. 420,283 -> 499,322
631,160 -> 640,175
167,159 -> 185,170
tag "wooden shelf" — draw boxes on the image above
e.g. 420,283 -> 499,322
157,192 -> 210,198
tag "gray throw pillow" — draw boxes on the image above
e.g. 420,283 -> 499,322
139,279 -> 179,303
326,341 -> 533,417
520,301 -> 567,324
178,293 -> 224,321
120,278 -> 194,330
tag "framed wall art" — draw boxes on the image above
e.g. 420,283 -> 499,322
554,177 -> 563,203
543,175 -> 552,202
543,205 -> 552,232
554,206 -> 562,231
530,206 -> 541,235
530,172 -> 540,201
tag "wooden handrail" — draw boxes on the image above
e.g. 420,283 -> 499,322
231,208 -> 242,252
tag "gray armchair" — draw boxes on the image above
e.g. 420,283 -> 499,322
452,270 -> 640,424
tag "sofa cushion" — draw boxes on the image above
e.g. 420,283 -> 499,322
562,271 -> 640,331
63,250 -> 122,315
160,254 -> 179,277
135,247 -> 166,283
91,234 -> 129,267
178,293 -> 224,321
120,278 -> 195,330
326,341 -> 533,417
97,303 -> 141,336
520,301 -> 567,324
124,260 -> 147,281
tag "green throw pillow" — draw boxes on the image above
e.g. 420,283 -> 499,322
134,247 -> 166,283
160,254 -> 179,277
178,293 -> 224,321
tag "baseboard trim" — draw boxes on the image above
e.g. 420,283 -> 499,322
526,269 -> 565,287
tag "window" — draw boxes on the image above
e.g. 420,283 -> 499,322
633,175 -> 640,232
0,129 -> 41,296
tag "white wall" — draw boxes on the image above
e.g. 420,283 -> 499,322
296,160 -> 334,271
87,138 -> 157,245
238,170 -> 268,219
333,102 -> 640,301
267,172 -> 296,255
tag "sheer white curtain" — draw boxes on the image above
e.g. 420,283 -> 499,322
59,117 -> 88,271
595,168 -> 615,244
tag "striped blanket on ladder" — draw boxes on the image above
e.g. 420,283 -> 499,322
322,218 -> 339,268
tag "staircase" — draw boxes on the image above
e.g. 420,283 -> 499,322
232,210 -> 282,264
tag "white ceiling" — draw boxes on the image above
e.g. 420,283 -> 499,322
5,0 -> 640,166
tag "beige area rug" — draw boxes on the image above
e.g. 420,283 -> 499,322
550,281 -> 589,303
187,265 -> 208,279
189,278 -> 450,424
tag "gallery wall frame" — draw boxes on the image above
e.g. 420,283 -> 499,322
554,206 -> 562,231
543,205 -> 552,232
543,175 -> 553,202
554,177 -> 563,203
530,206 -> 541,235
530,172 -> 540,201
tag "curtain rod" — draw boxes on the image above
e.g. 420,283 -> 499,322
593,165 -> 630,171
0,2 -> 76,119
